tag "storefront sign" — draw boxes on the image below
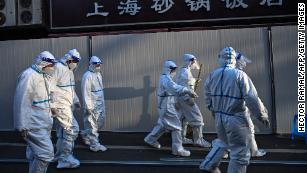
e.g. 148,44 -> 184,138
50,0 -> 297,30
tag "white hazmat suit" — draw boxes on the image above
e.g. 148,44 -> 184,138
52,49 -> 81,169
236,52 -> 267,157
81,56 -> 107,152
14,51 -> 56,173
176,54 -> 211,148
199,47 -> 270,173
144,60 -> 197,157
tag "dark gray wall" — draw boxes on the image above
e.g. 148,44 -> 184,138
272,26 -> 302,134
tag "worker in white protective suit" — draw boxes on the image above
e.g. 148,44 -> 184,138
199,47 -> 270,173
144,60 -> 198,157
80,56 -> 107,152
14,51 -> 57,173
236,52 -> 267,157
52,49 -> 82,169
176,54 -> 211,148
222,53 -> 268,160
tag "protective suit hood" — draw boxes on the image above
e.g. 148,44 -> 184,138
218,47 -> 236,68
89,56 -> 102,72
60,48 -> 81,65
162,60 -> 177,75
34,51 -> 56,73
236,52 -> 251,70
183,54 -> 200,69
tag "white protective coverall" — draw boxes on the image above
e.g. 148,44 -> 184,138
14,51 -> 56,173
176,54 -> 211,148
144,60 -> 197,157
81,56 -> 107,152
52,49 -> 81,169
236,52 -> 267,157
199,47 -> 270,173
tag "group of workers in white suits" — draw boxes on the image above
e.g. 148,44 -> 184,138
14,49 -> 107,172
14,46 -> 269,173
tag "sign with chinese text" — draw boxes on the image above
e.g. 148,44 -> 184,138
50,0 -> 297,30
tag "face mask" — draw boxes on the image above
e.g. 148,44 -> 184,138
43,66 -> 55,76
93,66 -> 101,73
68,62 -> 77,70
190,61 -> 200,70
170,71 -> 176,78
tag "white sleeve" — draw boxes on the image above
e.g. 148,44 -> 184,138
48,76 -> 57,108
81,73 -> 94,110
240,73 -> 268,119
13,72 -> 33,131
204,74 -> 213,111
73,89 -> 80,104
72,73 -> 80,104
178,69 -> 196,88
165,76 -> 187,95
178,69 -> 189,84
